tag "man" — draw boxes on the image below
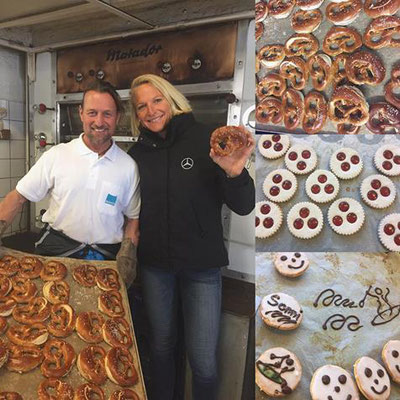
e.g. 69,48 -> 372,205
0,81 -> 140,286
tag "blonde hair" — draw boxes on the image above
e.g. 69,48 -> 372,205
130,74 -> 192,136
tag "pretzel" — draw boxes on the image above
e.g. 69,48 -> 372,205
37,378 -> 74,400
385,80 -> 400,109
74,383 -> 104,400
302,91 -> 328,134
0,297 -> 16,317
210,126 -> 248,157
279,57 -> 309,90
41,338 -> 76,378
48,304 -> 76,338
0,393 -> 23,400
326,0 -> 362,25
103,317 -> 133,349
0,316 -> 7,335
255,22 -> 264,41
345,50 -> 386,86
7,322 -> 48,346
328,85 -> 369,126
307,53 -> 332,91
291,9 -> 323,33
43,280 -> 70,304
0,338 -> 9,369
337,123 -> 361,134
364,16 -> 400,49
366,102 -> 400,134
256,73 -> 286,101
322,26 -> 362,57
19,256 -> 43,279
6,342 -> 43,373
98,290 -> 125,318
284,33 -> 319,58
10,276 -> 38,303
40,261 -> 67,281
256,1 -> 268,22
76,311 -> 105,343
96,268 -> 121,291
282,88 -> 305,130
390,62 -> 400,84
0,255 -> 19,277
13,296 -> 51,324
258,44 -> 286,69
105,346 -> 138,387
0,275 -> 12,297
331,53 -> 350,89
256,97 -> 283,125
77,345 -> 107,385
268,0 -> 295,18
109,390 -> 140,400
73,264 -> 98,287
364,0 -> 400,18
296,0 -> 324,10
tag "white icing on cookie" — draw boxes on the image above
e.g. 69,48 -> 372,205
260,293 -> 303,330
258,134 -> 290,159
330,148 -> 363,180
287,202 -> 324,239
306,169 -> 340,203
328,198 -> 365,236
285,144 -> 317,175
256,347 -> 302,397
360,175 -> 396,209
374,145 -> 400,177
263,169 -> 298,203
382,340 -> 400,384
354,357 -> 390,400
310,364 -> 360,400
274,252 -> 310,277
256,201 -> 283,238
378,213 -> 400,251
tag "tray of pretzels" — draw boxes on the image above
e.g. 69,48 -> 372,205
0,249 -> 146,400
256,0 -> 400,134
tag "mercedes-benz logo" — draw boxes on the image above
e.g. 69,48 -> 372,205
181,157 -> 194,170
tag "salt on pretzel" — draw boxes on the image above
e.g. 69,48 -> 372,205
77,345 -> 107,385
256,97 -> 283,125
40,261 -> 67,281
257,73 -> 286,101
74,383 -> 104,400
323,26 -> 362,57
96,268 -> 120,291
98,290 -> 125,318
37,378 -> 74,400
43,280 -> 70,304
364,0 -> 400,18
291,9 -> 323,33
307,53 -> 333,91
0,275 -> 12,297
19,256 -> 43,279
268,0 -> 295,19
12,296 -> 51,324
47,303 -> 76,338
279,57 -> 309,91
258,44 -> 286,69
331,53 -> 350,89
364,16 -> 400,49
210,126 -> 248,157
6,342 -> 43,373
0,255 -> 19,277
109,390 -> 140,400
10,276 -> 38,303
73,264 -> 98,287
105,346 -> 138,387
7,322 -> 48,346
282,88 -> 305,130
76,311 -> 104,343
366,102 -> 400,134
326,0 -> 362,25
41,338 -> 76,378
302,91 -> 328,134
102,317 -> 133,349
284,33 -> 319,59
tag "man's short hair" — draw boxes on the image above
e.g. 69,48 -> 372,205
81,81 -> 124,114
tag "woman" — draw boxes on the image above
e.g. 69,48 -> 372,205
129,74 -> 254,400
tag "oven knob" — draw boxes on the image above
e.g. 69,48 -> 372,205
189,57 -> 202,70
76,72 -> 83,82
160,62 -> 172,74
96,70 -> 105,80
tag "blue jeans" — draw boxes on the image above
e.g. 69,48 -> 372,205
140,265 -> 222,400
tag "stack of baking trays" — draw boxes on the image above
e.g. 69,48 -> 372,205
0,249 -> 147,400
255,0 -> 400,134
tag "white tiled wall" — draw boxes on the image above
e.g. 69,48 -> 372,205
0,46 -> 27,236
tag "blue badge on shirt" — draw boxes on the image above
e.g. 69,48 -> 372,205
105,193 -> 117,206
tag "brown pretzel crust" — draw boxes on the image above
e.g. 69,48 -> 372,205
73,264 -> 98,287
10,276 -> 38,303
12,296 -> 51,324
367,102 -> 400,134
307,53 -> 332,91
0,338 -> 9,369
284,33 -> 319,58
6,342 -> 43,373
282,88 -> 305,130
364,16 -> 400,49
258,44 -> 286,69
77,345 -> 107,385
364,0 -> 400,18
7,322 -> 48,346
291,9 -> 323,33
37,378 -> 74,400
323,26 -> 362,57
256,97 -> 283,125
0,255 -> 19,277
74,383 -> 104,400
41,339 -> 76,378
48,303 -> 76,338
0,393 -> 23,400
268,0 -> 296,18
40,261 -> 67,281
280,57 -> 309,90
326,0 -> 362,25
332,54 -> 350,89
0,275 -> 12,298
337,123 -> 361,134
303,91 -> 328,134
96,268 -> 121,291
43,280 -> 70,304
257,73 -> 287,100
76,311 -> 104,343
210,126 -> 248,157
105,346 -> 138,387
103,317 -> 133,349
256,2 -> 269,22
109,389 -> 140,400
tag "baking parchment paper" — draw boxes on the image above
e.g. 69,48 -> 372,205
256,252 -> 400,400
256,3 -> 400,134
256,134 -> 400,252
0,248 -> 147,400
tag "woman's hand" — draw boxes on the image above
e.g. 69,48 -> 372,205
209,127 -> 255,177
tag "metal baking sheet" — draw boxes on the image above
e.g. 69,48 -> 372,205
255,3 -> 400,134
256,133 -> 400,252
256,252 -> 400,400
0,248 -> 147,400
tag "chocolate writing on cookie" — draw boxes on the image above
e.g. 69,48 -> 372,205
265,294 -> 303,325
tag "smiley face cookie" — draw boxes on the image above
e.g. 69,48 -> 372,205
287,202 -> 324,239
330,148 -> 363,180
382,340 -> 400,384
258,134 -> 291,159
310,365 -> 360,400
256,201 -> 283,238
285,144 -> 317,175
274,252 -> 310,277
263,169 -> 298,203
354,357 -> 390,400
256,347 -> 302,397
374,145 -> 400,177
259,293 -> 303,330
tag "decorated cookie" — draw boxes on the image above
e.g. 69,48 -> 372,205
305,169 -> 340,203
360,175 -> 396,209
330,148 -> 363,180
310,365 -> 360,400
374,145 -> 400,177
382,340 -> 400,384
259,293 -> 303,330
256,347 -> 302,397
256,201 -> 283,238
274,252 -> 310,278
354,356 -> 390,400
258,134 -> 291,159
378,213 -> 400,251
285,144 -> 317,175
328,198 -> 365,236
287,202 -> 324,239
263,169 -> 298,203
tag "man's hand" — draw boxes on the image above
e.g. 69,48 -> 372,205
116,238 -> 137,288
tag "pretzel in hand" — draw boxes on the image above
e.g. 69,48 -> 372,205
105,346 -> 138,387
210,126 -> 249,157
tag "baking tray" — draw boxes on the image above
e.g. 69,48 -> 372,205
0,248 -> 147,400
255,3 -> 400,134
256,252 -> 400,399
256,133 -> 400,252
